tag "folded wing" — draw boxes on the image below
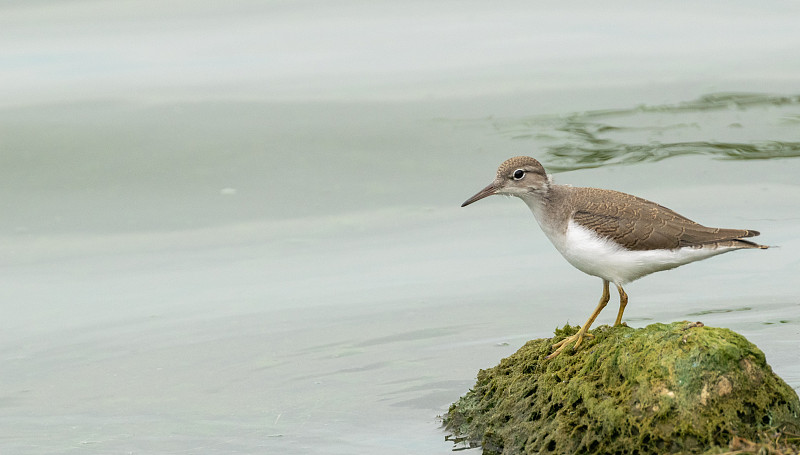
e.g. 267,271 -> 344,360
570,188 -> 766,251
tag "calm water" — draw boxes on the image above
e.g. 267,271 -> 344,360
1,2 -> 800,454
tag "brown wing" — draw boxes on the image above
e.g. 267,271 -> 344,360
570,188 -> 763,251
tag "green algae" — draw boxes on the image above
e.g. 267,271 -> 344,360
444,322 -> 800,454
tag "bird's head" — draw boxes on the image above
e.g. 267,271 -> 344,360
461,156 -> 550,207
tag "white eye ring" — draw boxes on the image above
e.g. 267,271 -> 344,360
513,169 -> 525,180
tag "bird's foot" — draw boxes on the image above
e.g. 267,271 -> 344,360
546,330 -> 594,359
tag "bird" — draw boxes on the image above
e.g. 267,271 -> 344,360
461,156 -> 768,359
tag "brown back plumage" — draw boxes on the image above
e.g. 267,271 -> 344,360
568,187 -> 767,251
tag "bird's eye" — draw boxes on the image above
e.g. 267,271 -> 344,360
513,169 -> 525,180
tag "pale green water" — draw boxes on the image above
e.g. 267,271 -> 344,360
1,2 -> 800,454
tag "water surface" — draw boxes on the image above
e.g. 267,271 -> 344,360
1,2 -> 800,454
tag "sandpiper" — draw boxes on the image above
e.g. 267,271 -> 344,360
462,156 -> 767,359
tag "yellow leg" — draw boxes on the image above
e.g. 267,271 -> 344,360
613,284 -> 628,327
547,279 -> 610,359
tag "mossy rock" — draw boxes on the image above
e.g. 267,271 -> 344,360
444,321 -> 800,454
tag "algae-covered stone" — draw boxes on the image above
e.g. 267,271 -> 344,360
444,322 -> 800,454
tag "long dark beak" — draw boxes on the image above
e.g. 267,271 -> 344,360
461,182 -> 499,207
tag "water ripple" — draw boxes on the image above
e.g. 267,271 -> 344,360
466,92 -> 800,172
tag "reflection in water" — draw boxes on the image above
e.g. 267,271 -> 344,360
462,93 -> 800,171
687,306 -> 752,316
546,140 -> 800,172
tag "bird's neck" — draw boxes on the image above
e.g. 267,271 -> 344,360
517,184 -> 570,242
517,173 -> 553,208
518,186 -> 552,222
